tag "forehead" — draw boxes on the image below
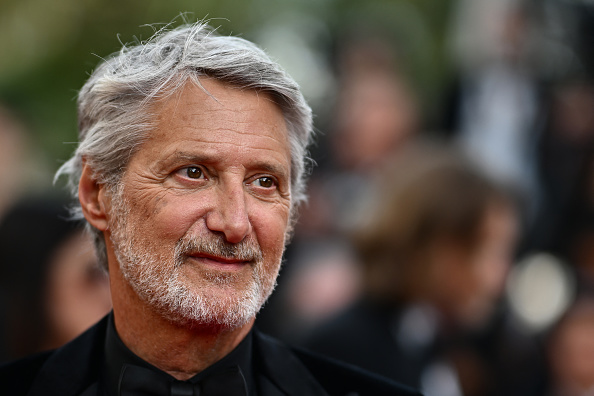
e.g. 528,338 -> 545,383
138,79 -> 291,170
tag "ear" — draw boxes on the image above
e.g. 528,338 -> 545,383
79,161 -> 109,231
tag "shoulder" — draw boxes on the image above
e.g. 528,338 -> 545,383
254,330 -> 422,396
292,346 -> 423,396
0,350 -> 54,395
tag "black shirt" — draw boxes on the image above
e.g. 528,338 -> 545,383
97,313 -> 256,396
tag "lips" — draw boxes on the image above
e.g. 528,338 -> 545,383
187,253 -> 251,269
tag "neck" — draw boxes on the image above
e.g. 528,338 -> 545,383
110,266 -> 253,381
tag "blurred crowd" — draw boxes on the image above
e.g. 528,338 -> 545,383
2,0 -> 594,395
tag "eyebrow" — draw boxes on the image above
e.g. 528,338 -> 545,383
163,151 -> 210,165
153,151 -> 209,170
251,161 -> 290,180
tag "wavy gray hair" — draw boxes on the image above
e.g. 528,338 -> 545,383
55,20 -> 314,269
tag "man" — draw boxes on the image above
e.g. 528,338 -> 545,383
0,21 -> 421,396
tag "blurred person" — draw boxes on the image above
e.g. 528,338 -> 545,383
0,104 -> 31,219
305,144 -> 544,396
0,196 -> 111,361
300,32 -> 420,236
566,213 -> 594,290
0,20 -> 421,396
325,42 -> 420,232
447,0 -> 542,222
529,80 -> 594,256
264,237 -> 363,342
331,57 -> 418,173
546,295 -> 594,396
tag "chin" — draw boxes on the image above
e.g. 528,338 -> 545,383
152,276 -> 268,330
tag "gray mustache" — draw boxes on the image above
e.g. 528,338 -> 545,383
175,235 -> 263,263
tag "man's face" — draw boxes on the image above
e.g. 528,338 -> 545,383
106,79 -> 292,328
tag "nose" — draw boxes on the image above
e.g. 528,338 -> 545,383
205,184 -> 252,244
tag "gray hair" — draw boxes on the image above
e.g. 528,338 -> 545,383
55,20 -> 314,269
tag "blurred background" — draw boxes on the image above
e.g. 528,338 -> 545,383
2,0 -> 594,395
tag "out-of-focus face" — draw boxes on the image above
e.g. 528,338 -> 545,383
549,300 -> 594,394
333,74 -> 417,170
431,202 -> 517,328
105,79 -> 292,328
45,232 -> 111,349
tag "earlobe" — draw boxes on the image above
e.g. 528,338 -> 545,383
79,162 -> 109,231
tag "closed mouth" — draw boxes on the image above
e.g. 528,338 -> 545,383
187,253 -> 252,266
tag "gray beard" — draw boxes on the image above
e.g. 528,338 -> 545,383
108,193 -> 278,329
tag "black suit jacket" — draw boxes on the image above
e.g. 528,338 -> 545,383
0,316 -> 422,396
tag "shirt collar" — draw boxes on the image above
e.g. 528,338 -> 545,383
102,312 -> 255,396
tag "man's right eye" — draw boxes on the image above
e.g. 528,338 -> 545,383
174,166 -> 206,180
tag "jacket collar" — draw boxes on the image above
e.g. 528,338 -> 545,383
25,316 -> 331,396
253,330 -> 329,396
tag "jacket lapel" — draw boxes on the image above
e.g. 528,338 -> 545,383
25,320 -> 331,396
27,315 -> 108,396
254,330 -> 329,396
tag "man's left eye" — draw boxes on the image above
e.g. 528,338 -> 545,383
254,177 -> 275,188
185,166 -> 203,179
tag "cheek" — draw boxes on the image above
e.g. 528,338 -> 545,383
132,193 -> 209,241
473,249 -> 510,296
252,206 -> 290,262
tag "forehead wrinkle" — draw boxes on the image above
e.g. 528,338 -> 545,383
181,89 -> 263,110
155,151 -> 211,166
149,121 -> 287,148
180,95 -> 281,125
180,112 -> 281,133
